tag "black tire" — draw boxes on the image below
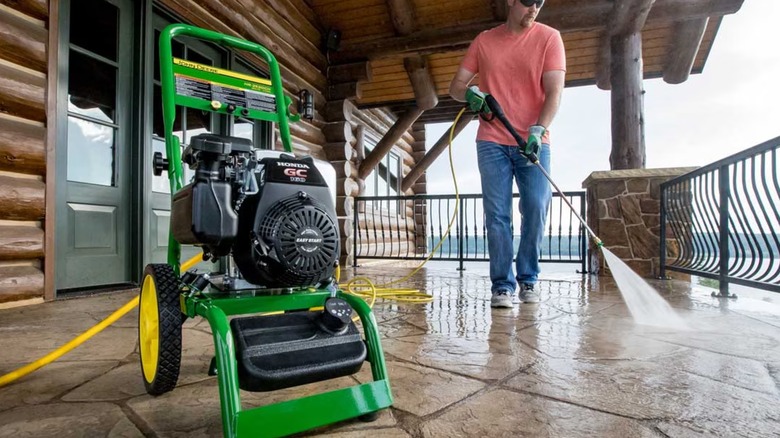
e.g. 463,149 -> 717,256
138,263 -> 182,395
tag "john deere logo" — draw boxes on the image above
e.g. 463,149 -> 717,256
296,227 -> 322,253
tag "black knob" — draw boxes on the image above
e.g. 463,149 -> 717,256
152,152 -> 169,176
240,108 -> 250,117
319,297 -> 352,334
226,103 -> 237,113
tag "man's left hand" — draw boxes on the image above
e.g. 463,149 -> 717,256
525,125 -> 546,157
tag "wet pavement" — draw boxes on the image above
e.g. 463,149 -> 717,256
1,262 -> 779,437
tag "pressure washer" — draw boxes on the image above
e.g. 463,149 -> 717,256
138,24 -> 392,437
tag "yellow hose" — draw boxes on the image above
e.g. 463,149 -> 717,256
0,252 -> 205,387
0,296 -> 139,387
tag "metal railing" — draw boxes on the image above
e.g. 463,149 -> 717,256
660,136 -> 780,296
353,191 -> 588,272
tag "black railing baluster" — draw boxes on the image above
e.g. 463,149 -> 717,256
353,196 -> 359,268
760,150 -> 780,282
661,136 -> 780,295
700,172 -> 720,273
730,162 -> 752,277
719,164 -> 731,296
458,197 -> 464,271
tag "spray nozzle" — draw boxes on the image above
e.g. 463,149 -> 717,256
593,237 -> 604,247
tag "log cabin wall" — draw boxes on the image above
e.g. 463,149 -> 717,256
0,1 -> 48,304
323,99 -> 420,267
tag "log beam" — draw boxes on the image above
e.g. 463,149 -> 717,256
0,174 -> 45,220
595,34 -> 612,90
328,62 -> 372,84
663,18 -> 709,84
322,121 -> 355,143
0,226 -> 44,260
358,107 -> 424,180
0,115 -> 45,175
323,142 -> 355,161
404,56 -> 438,111
329,0 -> 742,62
386,0 -> 416,35
0,0 -> 49,20
401,113 -> 475,192
0,265 -> 43,303
324,99 -> 356,123
328,82 -> 361,101
0,62 -> 46,123
610,33 -> 646,170
0,6 -> 47,73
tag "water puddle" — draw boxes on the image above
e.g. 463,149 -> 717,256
601,247 -> 688,329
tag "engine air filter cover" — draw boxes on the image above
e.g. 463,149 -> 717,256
233,155 -> 340,288
256,193 -> 339,286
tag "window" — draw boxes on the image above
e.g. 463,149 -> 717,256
66,0 -> 120,186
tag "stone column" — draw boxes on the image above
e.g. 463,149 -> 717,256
582,167 -> 697,279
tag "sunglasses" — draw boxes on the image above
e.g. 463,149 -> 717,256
519,0 -> 544,7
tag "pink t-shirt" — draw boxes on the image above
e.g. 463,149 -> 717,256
461,23 -> 566,146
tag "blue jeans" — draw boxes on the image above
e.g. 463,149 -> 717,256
477,140 -> 551,293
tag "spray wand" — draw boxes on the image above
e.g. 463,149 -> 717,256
482,94 -> 603,248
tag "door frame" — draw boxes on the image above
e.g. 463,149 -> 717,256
54,0 -> 141,295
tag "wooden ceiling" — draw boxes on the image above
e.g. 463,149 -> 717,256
310,0 -> 745,123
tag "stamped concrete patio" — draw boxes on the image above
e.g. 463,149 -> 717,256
1,263 -> 779,437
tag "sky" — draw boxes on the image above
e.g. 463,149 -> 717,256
424,0 -> 780,195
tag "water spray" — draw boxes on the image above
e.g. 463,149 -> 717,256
483,94 -> 604,249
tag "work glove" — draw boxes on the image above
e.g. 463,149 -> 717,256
524,124 -> 545,157
465,85 -> 490,114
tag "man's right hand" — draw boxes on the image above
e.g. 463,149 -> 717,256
465,86 -> 490,114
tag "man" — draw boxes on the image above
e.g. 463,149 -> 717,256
449,0 -> 565,308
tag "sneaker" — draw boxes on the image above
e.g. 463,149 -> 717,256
490,290 -> 514,308
518,283 -> 541,303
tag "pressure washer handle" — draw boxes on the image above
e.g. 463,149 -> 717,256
484,95 -> 539,163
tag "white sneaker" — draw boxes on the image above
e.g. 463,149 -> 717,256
490,290 -> 514,308
518,283 -> 540,303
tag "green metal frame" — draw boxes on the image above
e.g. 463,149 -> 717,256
158,23 -> 393,438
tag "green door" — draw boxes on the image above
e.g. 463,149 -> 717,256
144,13 -> 227,266
56,0 -> 135,291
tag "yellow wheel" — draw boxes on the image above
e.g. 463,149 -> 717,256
138,263 -> 182,395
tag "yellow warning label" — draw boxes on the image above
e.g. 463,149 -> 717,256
173,58 -> 272,86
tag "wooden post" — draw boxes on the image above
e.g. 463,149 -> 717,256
610,33 -> 645,169
358,107 -> 424,180
604,0 -> 654,169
